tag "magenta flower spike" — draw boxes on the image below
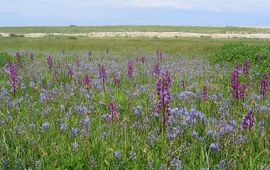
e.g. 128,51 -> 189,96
260,73 -> 268,98
242,110 -> 255,129
203,84 -> 208,101
127,60 -> 134,79
7,62 -> 19,94
156,71 -> 172,127
83,74 -> 91,88
47,55 -> 53,71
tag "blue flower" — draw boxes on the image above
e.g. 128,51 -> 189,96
41,122 -> 49,132
113,151 -> 121,160
210,143 -> 220,152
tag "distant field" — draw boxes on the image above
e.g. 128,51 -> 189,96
1,26 -> 270,34
1,28 -> 270,169
1,36 -> 269,57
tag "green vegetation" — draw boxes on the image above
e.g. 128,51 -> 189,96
1,36 -> 270,57
1,25 -> 270,34
0,52 -> 16,67
211,43 -> 270,73
0,35 -> 269,169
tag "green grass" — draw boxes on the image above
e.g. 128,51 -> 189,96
1,25 -> 270,34
1,36 -> 270,58
0,36 -> 270,169
210,43 -> 270,73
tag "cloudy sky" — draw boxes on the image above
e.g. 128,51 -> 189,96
0,0 -> 270,26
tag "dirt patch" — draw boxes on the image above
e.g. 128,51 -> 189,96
1,32 -> 270,39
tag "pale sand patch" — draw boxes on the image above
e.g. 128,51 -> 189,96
1,32 -> 270,39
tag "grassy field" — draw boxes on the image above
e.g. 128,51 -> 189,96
0,35 -> 270,169
1,26 -> 270,34
1,36 -> 270,57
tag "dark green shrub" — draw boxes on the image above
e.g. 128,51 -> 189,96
210,43 -> 270,72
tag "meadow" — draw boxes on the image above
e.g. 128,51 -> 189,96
0,34 -> 269,169
1,26 -> 270,34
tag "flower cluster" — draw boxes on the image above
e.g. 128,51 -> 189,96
83,74 -> 91,88
139,55 -> 145,64
99,65 -> 107,83
152,63 -> 161,76
113,76 -> 121,87
68,66 -> 74,79
203,84 -> 208,101
156,71 -> 171,124
230,69 -> 246,100
242,110 -> 255,129
6,62 -> 19,93
127,60 -> 134,79
103,102 -> 120,122
260,73 -> 268,98
47,55 -> 53,71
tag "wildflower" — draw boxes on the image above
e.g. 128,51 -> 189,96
77,105 -> 87,115
170,158 -> 183,170
217,160 -> 226,169
53,71 -> 59,82
210,143 -> 220,152
133,105 -> 143,117
139,55 -> 145,64
98,64 -> 106,83
68,66 -> 73,79
47,55 -> 53,71
167,126 -> 182,141
1,88 -> 8,96
40,90 -> 47,103
230,69 -> 246,100
108,102 -> 120,121
260,73 -> 268,98
59,123 -> 67,131
113,151 -> 121,160
71,127 -> 79,137
127,60 -> 134,79
83,73 -> 91,88
203,84 -> 208,101
6,62 -> 19,93
41,122 -> 49,132
156,71 -> 171,125
152,63 -> 161,76
242,110 -> 255,129
113,76 -> 121,87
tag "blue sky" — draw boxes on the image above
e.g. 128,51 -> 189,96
0,0 -> 270,26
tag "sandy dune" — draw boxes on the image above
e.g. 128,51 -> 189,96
1,32 -> 270,39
